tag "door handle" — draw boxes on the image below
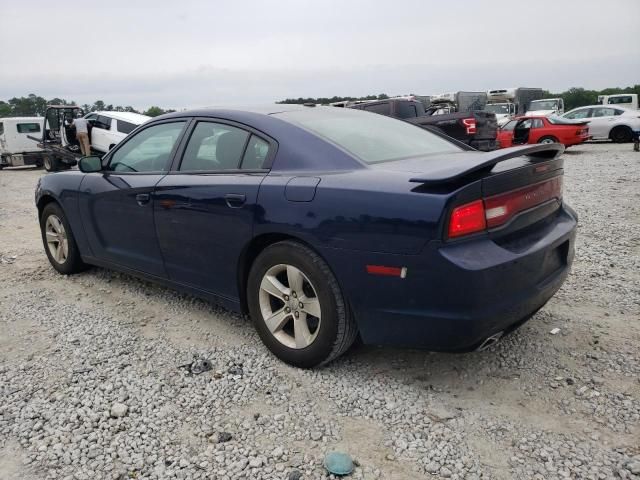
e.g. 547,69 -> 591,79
136,193 -> 150,206
224,193 -> 246,208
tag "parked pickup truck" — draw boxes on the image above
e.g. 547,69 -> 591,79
348,99 -> 498,151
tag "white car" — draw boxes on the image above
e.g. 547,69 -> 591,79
83,111 -> 151,153
562,105 -> 640,143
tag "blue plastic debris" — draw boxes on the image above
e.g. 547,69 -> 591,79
323,451 -> 354,476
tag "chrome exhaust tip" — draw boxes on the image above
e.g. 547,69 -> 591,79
476,331 -> 504,351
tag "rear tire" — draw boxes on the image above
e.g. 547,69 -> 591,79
43,155 -> 60,172
40,202 -> 87,275
247,241 -> 358,368
537,136 -> 558,144
610,126 -> 633,143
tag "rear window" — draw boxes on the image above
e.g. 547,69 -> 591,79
397,102 -> 418,119
547,115 -> 584,125
117,120 -> 137,134
17,123 -> 41,133
363,103 -> 391,115
276,107 -> 461,164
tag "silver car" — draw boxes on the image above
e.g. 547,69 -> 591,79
562,105 -> 640,142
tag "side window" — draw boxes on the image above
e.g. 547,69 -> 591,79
0,122 -> 4,135
17,123 -> 41,133
531,119 -> 544,128
397,102 -> 418,119
117,120 -> 136,134
502,120 -> 516,131
364,103 -> 391,115
180,122 -> 250,171
108,121 -> 185,173
565,109 -> 590,119
614,109 -> 624,116
241,135 -> 270,169
519,119 -> 533,129
592,108 -> 616,118
608,96 -> 631,105
85,114 -> 98,121
94,115 -> 112,130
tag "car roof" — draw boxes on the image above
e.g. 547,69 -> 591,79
91,111 -> 151,124
567,105 -> 632,110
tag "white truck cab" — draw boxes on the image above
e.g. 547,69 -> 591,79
528,98 -> 565,116
0,117 -> 45,168
598,94 -> 638,110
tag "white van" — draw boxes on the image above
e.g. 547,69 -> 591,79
83,111 -> 151,153
0,117 -> 45,169
597,94 -> 638,110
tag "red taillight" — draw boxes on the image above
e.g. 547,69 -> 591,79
462,118 -> 476,135
447,176 -> 563,238
484,176 -> 563,228
366,265 -> 407,278
448,200 -> 486,238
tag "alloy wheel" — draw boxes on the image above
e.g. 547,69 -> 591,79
258,264 -> 322,349
45,215 -> 68,264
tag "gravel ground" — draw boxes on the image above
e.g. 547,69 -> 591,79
1,143 -> 639,480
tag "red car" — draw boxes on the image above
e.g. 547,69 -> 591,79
497,115 -> 590,148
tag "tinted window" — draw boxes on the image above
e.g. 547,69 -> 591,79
94,115 -> 112,130
117,120 -> 136,134
17,123 -> 41,133
592,107 -> 616,118
0,122 -> 3,135
108,121 -> 185,172
564,109 -> 590,119
363,103 -> 391,116
85,114 -> 98,121
276,107 -> 461,165
397,102 -> 418,119
614,109 -> 624,116
180,122 -> 249,171
531,119 -> 544,128
607,96 -> 632,105
241,135 -> 270,169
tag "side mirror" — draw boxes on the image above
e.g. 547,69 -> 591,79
78,155 -> 102,173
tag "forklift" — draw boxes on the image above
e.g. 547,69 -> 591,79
28,105 -> 87,172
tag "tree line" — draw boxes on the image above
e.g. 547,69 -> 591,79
279,85 -> 640,111
0,94 -> 174,118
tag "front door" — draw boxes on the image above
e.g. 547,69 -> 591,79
78,120 -> 188,277
154,120 -> 273,300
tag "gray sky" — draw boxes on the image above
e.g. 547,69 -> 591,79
1,0 -> 639,110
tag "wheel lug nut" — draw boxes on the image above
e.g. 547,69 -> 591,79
299,302 -> 304,308
294,311 -> 299,318
284,295 -> 289,301
285,307 -> 291,313
292,292 -> 297,298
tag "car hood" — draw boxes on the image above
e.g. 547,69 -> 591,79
370,144 -> 563,185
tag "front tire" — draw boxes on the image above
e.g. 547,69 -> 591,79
610,126 -> 632,143
40,203 -> 87,274
247,241 -> 358,368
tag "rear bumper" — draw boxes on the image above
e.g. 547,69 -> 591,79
322,204 -> 577,350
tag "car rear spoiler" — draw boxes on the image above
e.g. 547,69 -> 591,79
408,144 -> 564,186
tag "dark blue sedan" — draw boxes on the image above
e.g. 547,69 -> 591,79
35,105 -> 577,367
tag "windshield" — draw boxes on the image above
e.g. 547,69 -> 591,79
485,104 -> 510,114
275,107 -> 461,164
529,100 -> 558,111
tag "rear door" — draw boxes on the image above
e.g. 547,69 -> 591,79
153,119 -> 274,300
78,120 -> 188,276
589,107 -> 618,139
